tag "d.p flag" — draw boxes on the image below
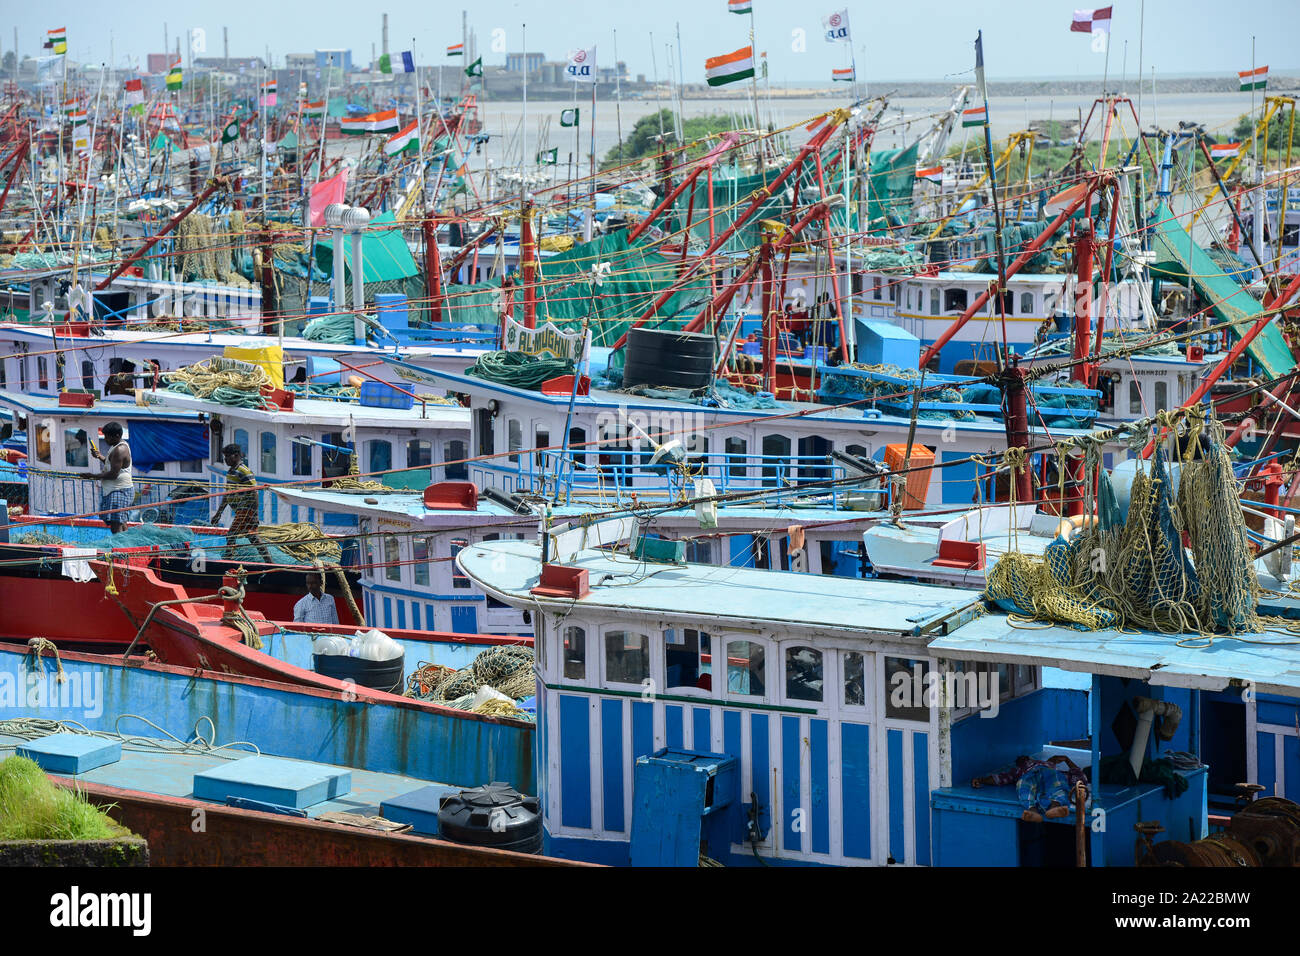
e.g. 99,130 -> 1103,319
565,47 -> 596,83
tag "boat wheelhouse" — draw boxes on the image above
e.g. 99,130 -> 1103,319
460,537 -> 1300,866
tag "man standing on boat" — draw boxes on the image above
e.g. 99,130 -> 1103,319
83,421 -> 132,535
293,572 -> 339,625
213,443 -> 272,564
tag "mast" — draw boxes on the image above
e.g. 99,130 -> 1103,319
613,28 -> 624,165
748,7 -> 763,170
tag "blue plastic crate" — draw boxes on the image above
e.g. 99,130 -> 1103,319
358,381 -> 414,410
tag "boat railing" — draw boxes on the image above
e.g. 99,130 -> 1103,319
469,448 -> 882,507
31,471 -> 212,526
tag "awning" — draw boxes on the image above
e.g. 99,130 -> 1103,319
929,614 -> 1300,699
312,210 -> 418,283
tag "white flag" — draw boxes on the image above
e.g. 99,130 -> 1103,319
822,9 -> 851,43
565,47 -> 597,83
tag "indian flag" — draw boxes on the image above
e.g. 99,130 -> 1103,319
961,105 -> 986,127
1044,181 -> 1100,218
831,67 -> 854,82
66,108 -> 87,126
805,113 -> 829,133
166,62 -> 182,91
47,27 -> 66,55
1210,141 -> 1243,161
705,46 -> 755,87
303,100 -> 326,118
260,80 -> 277,107
728,0 -> 753,13
446,42 -> 464,57
384,120 -> 419,156
1239,66 -> 1268,92
124,78 -> 144,109
917,165 -> 943,183
340,108 -> 400,136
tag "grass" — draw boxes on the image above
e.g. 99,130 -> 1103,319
0,755 -> 126,842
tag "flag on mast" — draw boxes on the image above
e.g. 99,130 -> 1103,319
1238,66 -> 1268,91
560,107 -> 580,127
704,46 -> 755,87
831,67 -> 854,82
974,29 -> 987,103
401,51 -> 415,73
565,48 -> 596,83
124,78 -> 145,113
46,28 -> 67,55
166,61 -> 183,91
303,100 -> 326,118
339,108 -> 400,135
822,10 -> 851,43
260,80 -> 277,107
446,43 -> 464,57
1209,141 -> 1243,160
961,106 -> 987,128
728,0 -> 753,13
222,118 -> 241,143
536,147 -> 558,165
465,56 -> 483,77
384,120 -> 420,155
378,53 -> 392,74
1070,7 -> 1113,33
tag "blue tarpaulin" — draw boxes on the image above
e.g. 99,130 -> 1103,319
129,421 -> 209,470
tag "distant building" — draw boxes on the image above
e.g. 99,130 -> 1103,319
505,52 -> 545,74
146,54 -> 175,75
284,53 -> 315,70
315,49 -> 352,72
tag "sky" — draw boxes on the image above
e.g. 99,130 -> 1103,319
9,1 -> 1298,84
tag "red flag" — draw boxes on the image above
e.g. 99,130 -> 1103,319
308,168 -> 350,227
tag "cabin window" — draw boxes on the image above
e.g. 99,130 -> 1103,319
407,439 -> 432,468
80,360 -> 94,390
233,429 -> 249,459
604,630 -> 649,685
785,646 -> 824,703
64,428 -> 90,468
725,436 -> 747,478
884,657 -> 932,722
686,433 -> 708,469
507,419 -> 522,464
929,289 -> 940,315
441,439 -> 467,480
384,535 -> 401,581
562,626 -> 586,680
726,640 -> 766,697
475,408 -> 495,457
568,427 -> 586,469
665,628 -> 712,692
761,434 -> 791,486
1128,379 -> 1142,414
534,428 -> 550,469
872,275 -> 882,300
843,651 -> 866,707
685,538 -> 713,564
292,440 -> 312,476
369,439 -> 392,476
846,443 -> 867,460
450,538 -> 469,588
1154,380 -> 1168,409
321,432 -> 350,480
886,282 -> 895,303
34,423 -> 51,464
943,288 -> 967,313
0,356 -> 6,388
1020,292 -> 1035,315
260,432 -> 277,473
37,356 -> 48,390
797,435 -> 831,481
412,536 -> 429,586
178,458 -> 203,473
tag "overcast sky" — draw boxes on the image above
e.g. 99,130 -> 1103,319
10,1 -> 1296,83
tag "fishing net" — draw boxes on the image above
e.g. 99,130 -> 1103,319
985,415 -> 1260,635
404,645 -> 536,717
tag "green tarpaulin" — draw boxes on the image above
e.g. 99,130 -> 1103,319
863,141 -> 919,232
442,230 -> 712,347
313,211 -> 419,283
150,133 -> 178,153
677,167 -> 789,255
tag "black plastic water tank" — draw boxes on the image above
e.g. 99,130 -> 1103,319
438,782 -> 543,854
622,328 -> 715,390
312,651 -> 405,694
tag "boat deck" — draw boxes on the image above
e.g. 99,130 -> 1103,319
0,733 -> 456,819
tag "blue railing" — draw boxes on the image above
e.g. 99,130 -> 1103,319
470,448 -> 888,508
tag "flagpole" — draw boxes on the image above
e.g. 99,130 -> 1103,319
589,66 -> 597,215
1250,37 -> 1257,173
521,24 -> 528,175
748,9 -> 763,170
317,55 -> 333,184
975,30 -> 1010,368
613,28 -> 624,166
413,39 -> 423,209
113,75 -> 125,262
1136,0 -> 1145,126
260,65 -> 267,217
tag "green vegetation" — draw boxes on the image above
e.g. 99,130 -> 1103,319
1232,110 -> 1300,155
600,110 -> 751,169
0,755 -> 125,842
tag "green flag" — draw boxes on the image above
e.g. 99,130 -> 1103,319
560,107 -> 579,128
465,56 -> 483,78
536,147 -> 558,165
378,53 -> 392,74
221,119 -> 240,143
166,63 -> 183,91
